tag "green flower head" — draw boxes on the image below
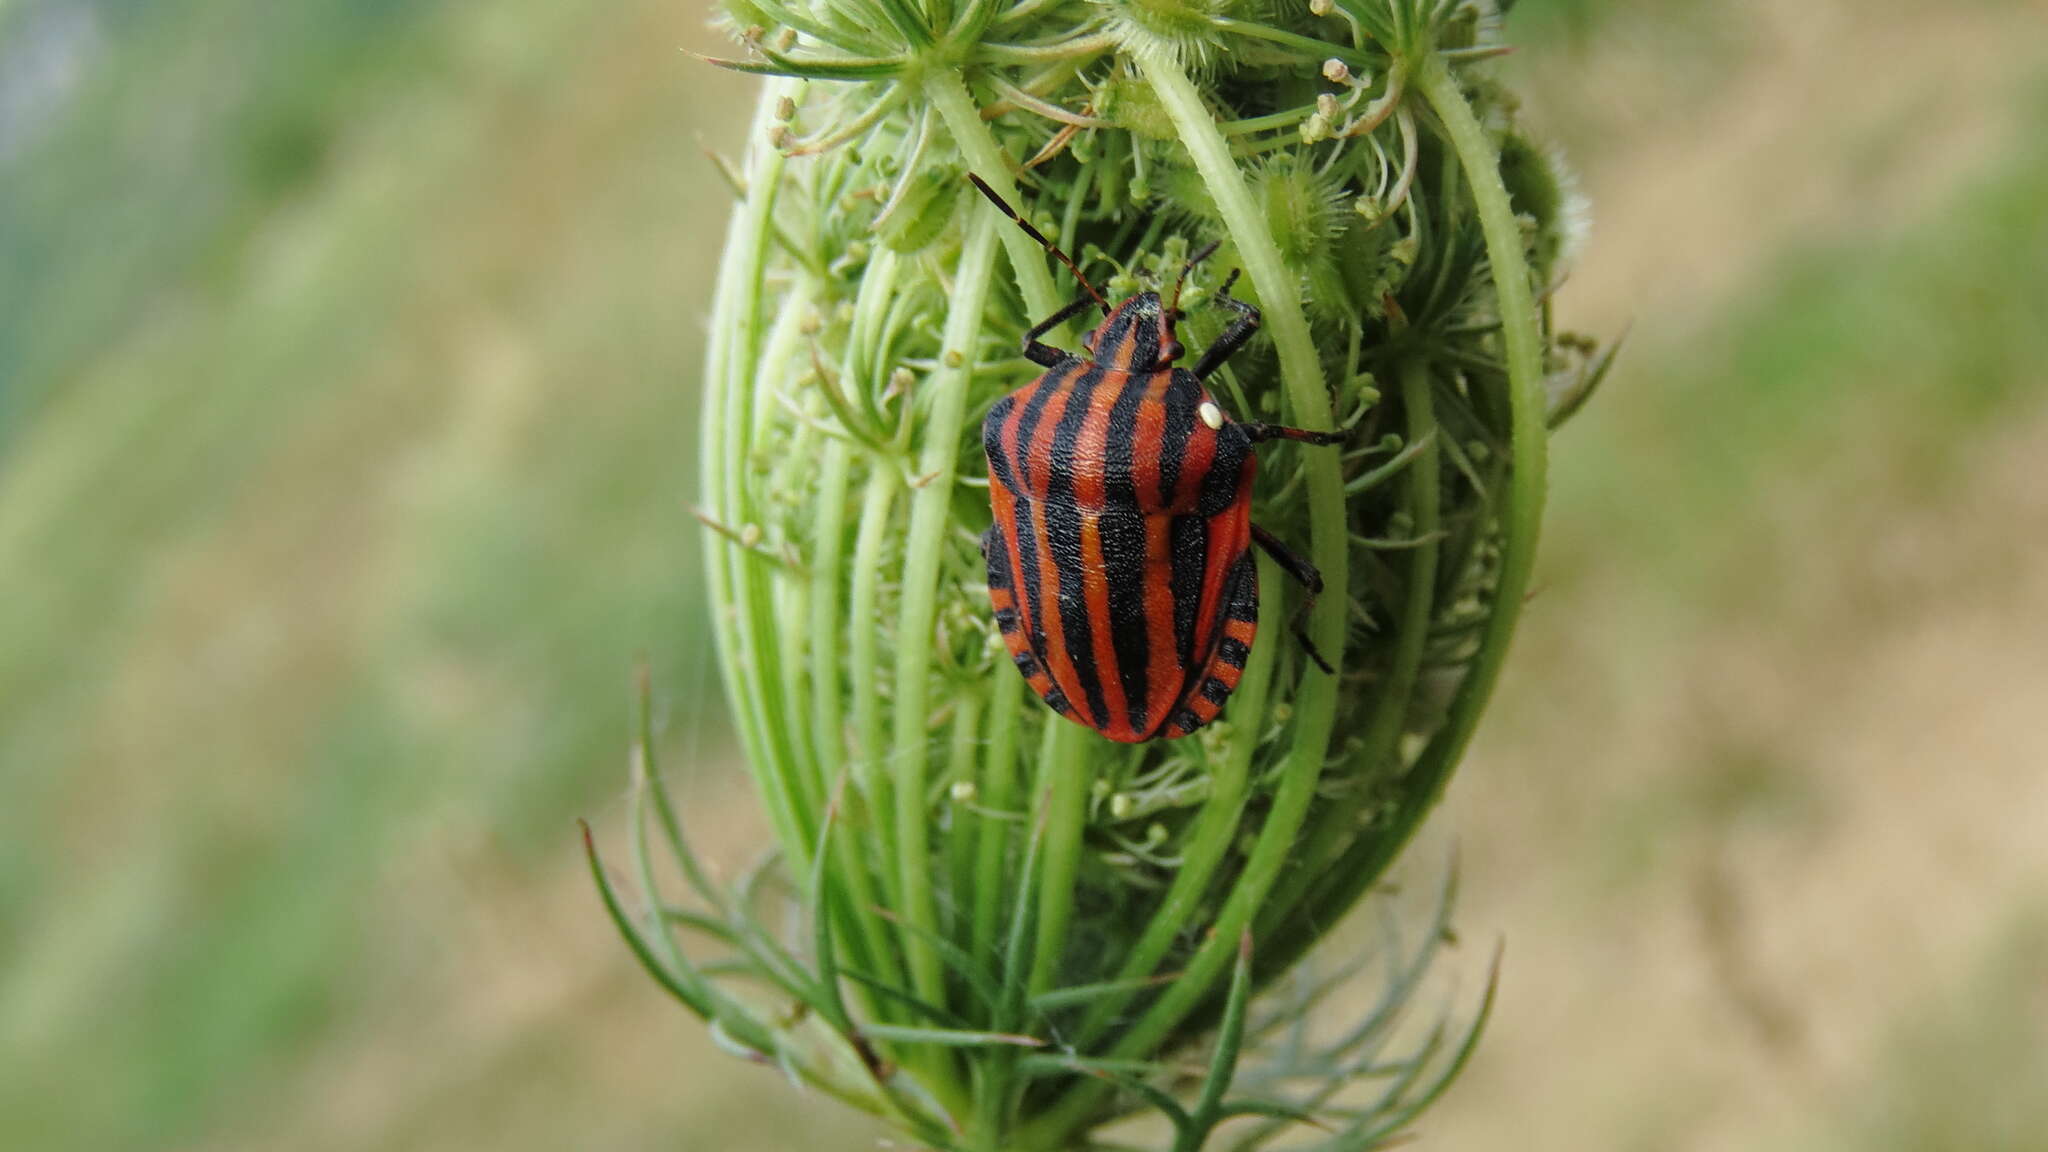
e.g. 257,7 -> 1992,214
587,1 -> 1610,1147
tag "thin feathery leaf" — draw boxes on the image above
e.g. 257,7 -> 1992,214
862,1024 -> 1051,1049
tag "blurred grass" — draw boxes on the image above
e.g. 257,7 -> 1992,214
1,0 -> 2045,1149
1,0 -> 760,1146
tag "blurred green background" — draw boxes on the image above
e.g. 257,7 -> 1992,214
2,0 -> 2044,1148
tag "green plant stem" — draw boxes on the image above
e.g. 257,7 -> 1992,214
972,676 -> 1023,964
704,78 -> 813,867
1027,718 -> 1090,997
926,69 -> 1068,324
1260,52 -> 1551,981
762,298 -> 827,833
806,439 -> 913,1020
942,690 -> 985,948
1256,355 -> 1440,941
847,468 -> 902,876
808,437 -> 854,788
1397,52 -> 1547,844
890,214 -> 1001,1078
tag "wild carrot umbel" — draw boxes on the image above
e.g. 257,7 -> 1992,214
587,1 -> 1609,1146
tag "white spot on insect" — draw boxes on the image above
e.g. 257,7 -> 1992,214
1198,402 -> 1225,430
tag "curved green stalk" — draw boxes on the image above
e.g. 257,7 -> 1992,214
926,69 -> 1067,322
1256,355 -> 1441,942
1261,51 -> 1552,982
891,213 -> 1001,1030
762,294 -> 827,836
943,691 -> 986,948
808,438 -> 855,787
1027,716 -> 1091,996
704,79 -> 811,863
807,437 -> 914,1012
1397,53 -> 1548,848
971,676 -> 1024,963
848,468 -> 902,868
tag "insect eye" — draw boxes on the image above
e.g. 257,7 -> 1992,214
1082,328 -> 1098,351
1158,341 -> 1184,364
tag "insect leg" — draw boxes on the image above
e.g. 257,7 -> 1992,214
1191,270 -> 1262,379
1241,423 -> 1346,446
1250,525 -> 1336,675
1023,295 -> 1100,367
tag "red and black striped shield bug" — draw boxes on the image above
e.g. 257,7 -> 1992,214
970,174 -> 1343,743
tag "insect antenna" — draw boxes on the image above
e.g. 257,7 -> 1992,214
966,173 -> 1110,315
1168,239 -> 1222,318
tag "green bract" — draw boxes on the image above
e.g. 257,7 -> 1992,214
589,1 -> 1610,1147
